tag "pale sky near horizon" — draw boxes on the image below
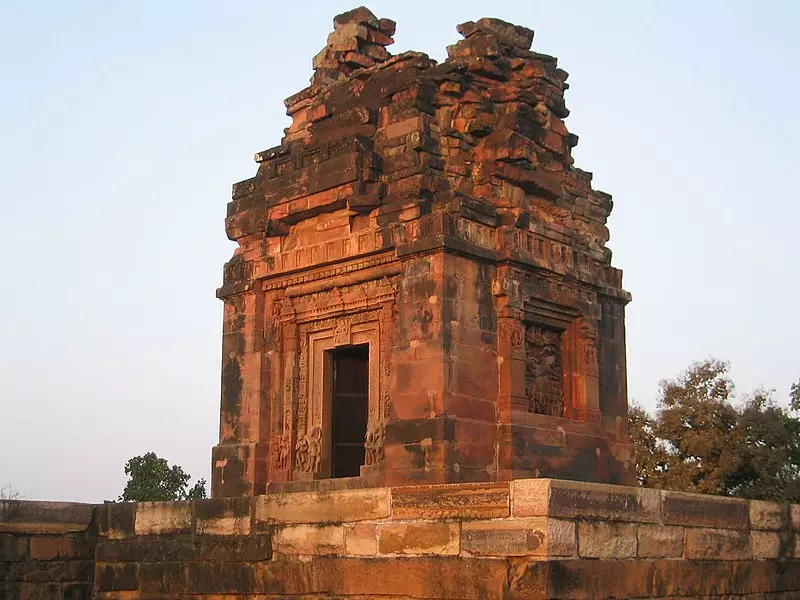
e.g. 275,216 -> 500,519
1,1 -> 798,503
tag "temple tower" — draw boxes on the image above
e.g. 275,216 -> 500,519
211,7 -> 632,497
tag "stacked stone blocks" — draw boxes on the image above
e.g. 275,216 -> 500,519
0,500 -> 95,600
4,480 -> 800,598
214,6 -> 633,497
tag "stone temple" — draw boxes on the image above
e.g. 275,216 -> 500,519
5,10 -> 799,600
211,7 -> 633,498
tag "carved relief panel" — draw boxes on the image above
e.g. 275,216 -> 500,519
520,292 -> 602,422
525,324 -> 565,416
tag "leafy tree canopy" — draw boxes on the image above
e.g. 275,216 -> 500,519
630,359 -> 800,502
117,452 -> 207,502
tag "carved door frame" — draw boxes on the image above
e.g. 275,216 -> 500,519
291,307 -> 390,480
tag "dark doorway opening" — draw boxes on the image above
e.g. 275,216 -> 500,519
331,344 -> 369,478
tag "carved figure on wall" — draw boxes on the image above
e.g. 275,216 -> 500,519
306,426 -> 322,473
511,328 -> 523,356
584,345 -> 598,366
525,324 -> 564,416
270,436 -> 282,471
277,433 -> 291,470
295,435 -> 309,472
294,426 -> 322,473
333,319 -> 351,346
364,421 -> 386,465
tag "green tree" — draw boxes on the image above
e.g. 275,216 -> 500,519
117,452 -> 207,502
731,390 -> 800,501
629,361 -> 800,502
653,359 -> 740,495
628,402 -> 667,488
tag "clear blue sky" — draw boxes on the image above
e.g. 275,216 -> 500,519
1,1 -> 798,502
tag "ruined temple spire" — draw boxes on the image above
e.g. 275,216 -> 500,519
455,17 -> 534,51
311,6 -> 396,88
217,7 -> 632,499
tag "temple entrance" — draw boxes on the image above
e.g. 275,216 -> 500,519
330,344 -> 369,478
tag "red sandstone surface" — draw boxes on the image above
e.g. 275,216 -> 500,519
3,481 -> 800,599
213,7 -> 633,498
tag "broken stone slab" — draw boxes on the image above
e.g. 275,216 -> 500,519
329,22 -> 369,43
378,18 -> 396,36
334,6 -> 380,30
457,17 -> 534,50
365,28 -> 394,46
363,44 -> 390,61
326,29 -> 362,51
0,500 -> 94,534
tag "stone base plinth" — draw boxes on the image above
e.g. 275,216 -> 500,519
3,479 -> 800,599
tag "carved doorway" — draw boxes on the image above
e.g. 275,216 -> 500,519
330,344 -> 369,478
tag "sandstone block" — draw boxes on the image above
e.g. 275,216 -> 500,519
138,561 -> 187,594
378,18 -> 396,36
457,18 -> 534,50
29,536 -> 72,561
662,491 -> 748,529
385,116 -> 426,140
326,30 -> 360,51
134,502 -> 191,536
461,517 -> 574,557
345,523 -> 377,556
309,556 -> 508,600
95,563 -> 139,592
684,527 -> 752,560
365,28 -> 393,46
313,49 -> 339,70
97,503 -> 136,539
0,501 -> 93,534
6,558 -> 93,583
364,44 -> 390,61
577,521 -> 636,558
636,524 -> 684,558
334,6 -> 379,29
791,504 -> 800,531
95,533 -> 271,563
512,478 -> 659,523
749,499 -> 788,531
194,497 -> 251,536
752,530 -> 788,559
512,559 -> 655,600
29,535 -> 93,560
391,482 -> 509,519
511,478 -> 549,516
330,22 -> 368,41
255,488 -> 389,524
0,534 -> 28,561
378,521 -> 459,555
343,52 -> 375,68
275,524 -> 345,555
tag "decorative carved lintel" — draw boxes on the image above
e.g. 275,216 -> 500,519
333,320 -> 351,346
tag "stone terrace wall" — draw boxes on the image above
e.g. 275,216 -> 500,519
0,499 -> 96,600
3,479 -> 800,599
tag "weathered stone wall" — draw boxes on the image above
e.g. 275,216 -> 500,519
4,480 -> 800,598
213,7 -> 635,497
0,499 -> 96,600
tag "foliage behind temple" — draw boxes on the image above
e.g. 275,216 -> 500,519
630,359 -> 800,502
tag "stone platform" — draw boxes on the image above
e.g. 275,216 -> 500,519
3,479 -> 800,599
